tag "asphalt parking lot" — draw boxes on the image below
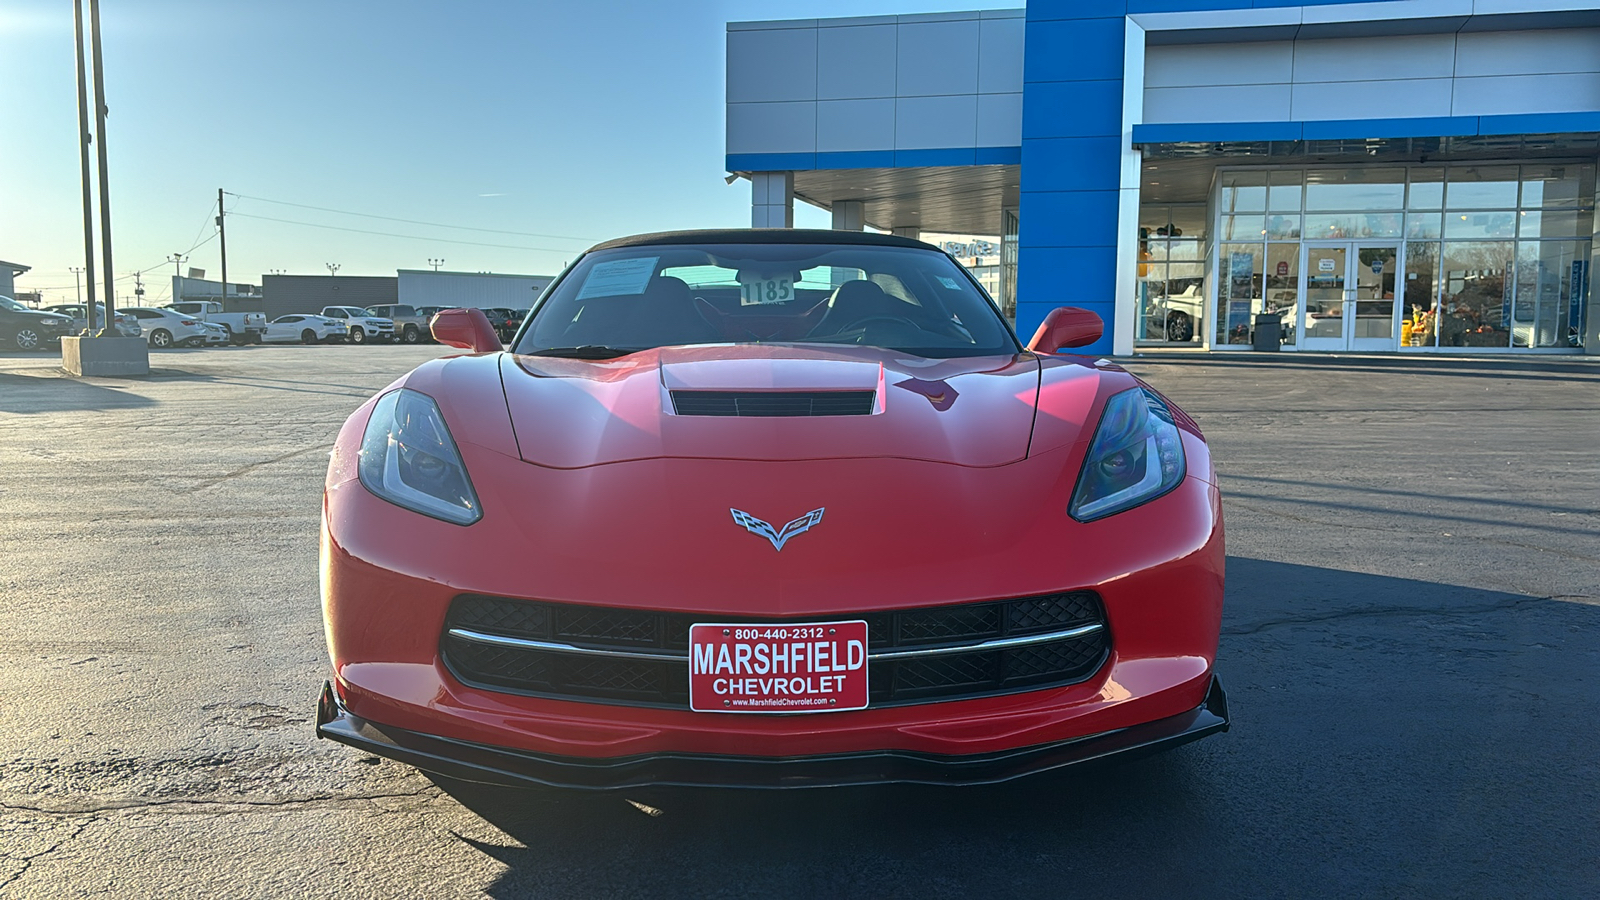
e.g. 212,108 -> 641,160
1,344 -> 1596,898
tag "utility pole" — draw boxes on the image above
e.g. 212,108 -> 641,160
70,267 -> 84,306
217,187 -> 228,311
71,0 -> 98,334
133,270 -> 145,305
88,0 -> 115,335
428,258 -> 444,272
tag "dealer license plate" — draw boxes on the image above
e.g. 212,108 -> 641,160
688,621 -> 869,713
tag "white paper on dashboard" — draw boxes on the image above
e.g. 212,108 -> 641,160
576,257 -> 658,300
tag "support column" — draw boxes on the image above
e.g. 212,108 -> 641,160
831,200 -> 865,231
751,172 -> 794,228
891,226 -> 920,240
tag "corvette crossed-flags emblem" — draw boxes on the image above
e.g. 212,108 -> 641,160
730,508 -> 825,552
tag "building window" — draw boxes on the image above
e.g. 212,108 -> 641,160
1213,163 -> 1593,351
1137,204 -> 1206,344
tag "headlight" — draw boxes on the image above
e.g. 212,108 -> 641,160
1069,387 -> 1186,522
357,389 -> 482,525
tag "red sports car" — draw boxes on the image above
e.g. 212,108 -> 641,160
316,229 -> 1226,789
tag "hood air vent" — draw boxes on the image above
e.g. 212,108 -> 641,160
671,390 -> 875,417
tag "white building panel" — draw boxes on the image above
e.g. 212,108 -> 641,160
895,95 -> 979,149
1292,77 -> 1455,120
817,24 -> 897,100
818,99 -> 897,152
1143,83 -> 1294,124
398,271 -> 554,310
1452,72 -> 1600,116
978,16 -> 1025,94
1453,28 -> 1600,77
727,101 -> 817,155
976,93 -> 1023,147
896,20 -> 982,97
1290,33 -> 1457,83
726,28 -> 817,103
727,11 -> 1024,160
1144,41 -> 1293,89
1143,26 -> 1600,125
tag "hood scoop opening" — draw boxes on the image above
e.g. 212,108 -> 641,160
670,390 -> 875,417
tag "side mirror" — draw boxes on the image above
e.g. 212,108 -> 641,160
1027,307 -> 1103,353
430,307 -> 503,352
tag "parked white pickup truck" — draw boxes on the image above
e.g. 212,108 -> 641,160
164,300 -> 268,345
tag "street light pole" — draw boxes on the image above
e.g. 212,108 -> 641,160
428,258 -> 444,272
326,263 -> 340,276
87,0 -> 116,335
70,267 -> 84,306
168,252 -> 187,301
71,0 -> 98,335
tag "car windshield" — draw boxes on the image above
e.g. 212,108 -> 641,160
516,242 -> 1018,359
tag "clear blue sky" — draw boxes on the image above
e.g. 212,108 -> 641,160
1,0 -> 997,305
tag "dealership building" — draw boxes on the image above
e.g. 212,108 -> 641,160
725,0 -> 1599,355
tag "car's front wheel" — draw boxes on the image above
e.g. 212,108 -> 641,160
401,325 -> 420,344
1166,311 -> 1194,343
13,327 -> 43,351
149,328 -> 173,348
349,327 -> 366,345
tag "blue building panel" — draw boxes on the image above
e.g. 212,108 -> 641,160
1022,18 -> 1127,84
1018,192 -> 1122,249
1022,81 -> 1124,139
1021,137 -> 1125,192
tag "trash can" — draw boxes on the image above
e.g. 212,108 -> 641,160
1252,314 -> 1281,351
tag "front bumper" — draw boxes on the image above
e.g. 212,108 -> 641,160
315,675 -> 1228,790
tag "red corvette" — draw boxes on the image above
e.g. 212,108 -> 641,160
316,229 -> 1226,789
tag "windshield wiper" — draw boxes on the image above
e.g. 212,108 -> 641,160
525,345 -> 640,359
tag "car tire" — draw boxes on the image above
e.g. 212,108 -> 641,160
301,329 -> 318,344
225,326 -> 247,346
13,327 -> 43,351
349,327 -> 366,345
1166,311 -> 1194,343
401,325 -> 421,344
149,328 -> 173,349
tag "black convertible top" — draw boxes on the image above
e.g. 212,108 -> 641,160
586,228 -> 939,254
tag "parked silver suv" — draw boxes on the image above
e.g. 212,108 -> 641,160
364,304 -> 429,344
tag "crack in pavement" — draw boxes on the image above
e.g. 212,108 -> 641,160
180,445 -> 331,494
0,818 -> 93,892
1222,594 -> 1592,636
0,785 -> 440,818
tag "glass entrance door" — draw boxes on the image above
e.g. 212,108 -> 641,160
1298,242 -> 1401,350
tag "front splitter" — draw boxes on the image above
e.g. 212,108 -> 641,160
315,676 -> 1228,790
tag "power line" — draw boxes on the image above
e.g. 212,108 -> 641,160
227,212 -> 580,253
225,192 -> 595,243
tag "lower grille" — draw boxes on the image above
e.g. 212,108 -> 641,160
442,592 -> 1110,709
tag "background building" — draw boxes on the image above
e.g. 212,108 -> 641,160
170,275 -> 264,309
261,275 -> 398,320
726,1 -> 1599,355
1,259 -> 30,300
397,270 -> 554,311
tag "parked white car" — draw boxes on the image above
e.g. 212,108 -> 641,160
319,306 -> 394,344
123,307 -> 213,348
262,314 -> 347,344
199,321 -> 230,345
